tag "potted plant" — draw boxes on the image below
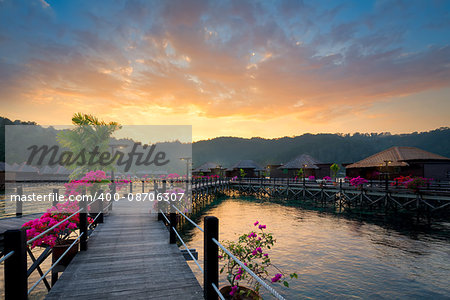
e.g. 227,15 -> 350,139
219,222 -> 297,299
22,200 -> 94,266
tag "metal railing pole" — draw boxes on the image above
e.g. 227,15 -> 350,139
169,213 -> 177,244
204,216 -> 219,300
4,229 -> 27,300
80,195 -> 88,251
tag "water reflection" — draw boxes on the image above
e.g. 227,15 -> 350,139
184,198 -> 450,299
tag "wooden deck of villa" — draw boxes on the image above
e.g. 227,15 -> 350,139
45,199 -> 203,300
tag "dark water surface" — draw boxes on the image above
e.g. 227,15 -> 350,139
185,198 -> 450,299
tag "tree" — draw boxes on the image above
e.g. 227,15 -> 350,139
56,113 -> 121,179
330,163 -> 340,178
239,168 -> 247,178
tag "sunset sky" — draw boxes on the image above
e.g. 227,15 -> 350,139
1,0 -> 449,141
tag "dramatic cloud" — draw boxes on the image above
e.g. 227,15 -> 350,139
1,0 -> 449,139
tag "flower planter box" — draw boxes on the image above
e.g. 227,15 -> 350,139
219,286 -> 261,300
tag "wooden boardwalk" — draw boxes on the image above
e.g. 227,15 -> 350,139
0,213 -> 41,251
46,199 -> 203,300
0,213 -> 40,233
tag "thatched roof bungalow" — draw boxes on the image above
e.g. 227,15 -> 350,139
345,146 -> 450,180
226,160 -> 264,178
192,162 -> 225,177
278,154 -> 331,178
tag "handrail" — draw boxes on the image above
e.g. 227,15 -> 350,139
27,207 -> 83,245
212,238 -> 286,300
163,205 -> 285,300
171,227 -> 204,274
28,232 -> 84,295
104,200 -> 113,210
212,282 -> 225,300
160,207 -> 204,274
171,204 -> 204,232
86,195 -> 100,207
0,251 -> 15,264
159,209 -> 170,224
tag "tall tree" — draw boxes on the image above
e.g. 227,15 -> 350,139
56,113 -> 121,179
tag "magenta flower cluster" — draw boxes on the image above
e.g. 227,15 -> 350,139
219,221 -> 297,297
271,273 -> 283,283
22,201 -> 93,248
349,176 -> 368,187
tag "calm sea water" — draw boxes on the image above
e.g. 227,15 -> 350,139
184,198 -> 450,299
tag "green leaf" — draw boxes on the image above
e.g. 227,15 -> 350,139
283,281 -> 289,288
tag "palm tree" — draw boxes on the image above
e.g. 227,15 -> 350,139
57,113 -> 121,179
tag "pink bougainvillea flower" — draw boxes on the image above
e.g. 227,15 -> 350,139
229,285 -> 238,296
271,273 -> 283,283
258,224 -> 266,229
254,221 -> 259,226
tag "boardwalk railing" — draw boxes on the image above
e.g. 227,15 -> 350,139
159,203 -> 287,300
231,177 -> 450,219
1,190 -> 109,300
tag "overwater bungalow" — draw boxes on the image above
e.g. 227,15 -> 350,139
225,160 -> 264,178
266,164 -> 284,178
7,162 -> 40,181
345,146 -> 450,180
278,154 -> 332,178
192,162 -> 225,177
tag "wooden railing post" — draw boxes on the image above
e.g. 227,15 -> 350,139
142,180 -> 145,193
130,181 -> 133,194
97,189 -> 104,224
169,213 -> 177,244
4,229 -> 27,300
79,195 -> 88,251
204,216 -> 219,300
155,180 -> 163,221
16,186 -> 23,217
109,177 -> 115,212
53,188 -> 59,207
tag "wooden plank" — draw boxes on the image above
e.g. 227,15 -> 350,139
46,199 -> 203,300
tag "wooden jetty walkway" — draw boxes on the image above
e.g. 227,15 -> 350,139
229,178 -> 450,218
46,199 -> 203,300
0,213 -> 41,251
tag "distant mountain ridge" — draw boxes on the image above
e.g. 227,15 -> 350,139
1,116 -> 449,168
191,128 -> 450,167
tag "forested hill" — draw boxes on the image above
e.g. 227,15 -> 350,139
192,128 -> 450,167
1,116 -> 449,168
